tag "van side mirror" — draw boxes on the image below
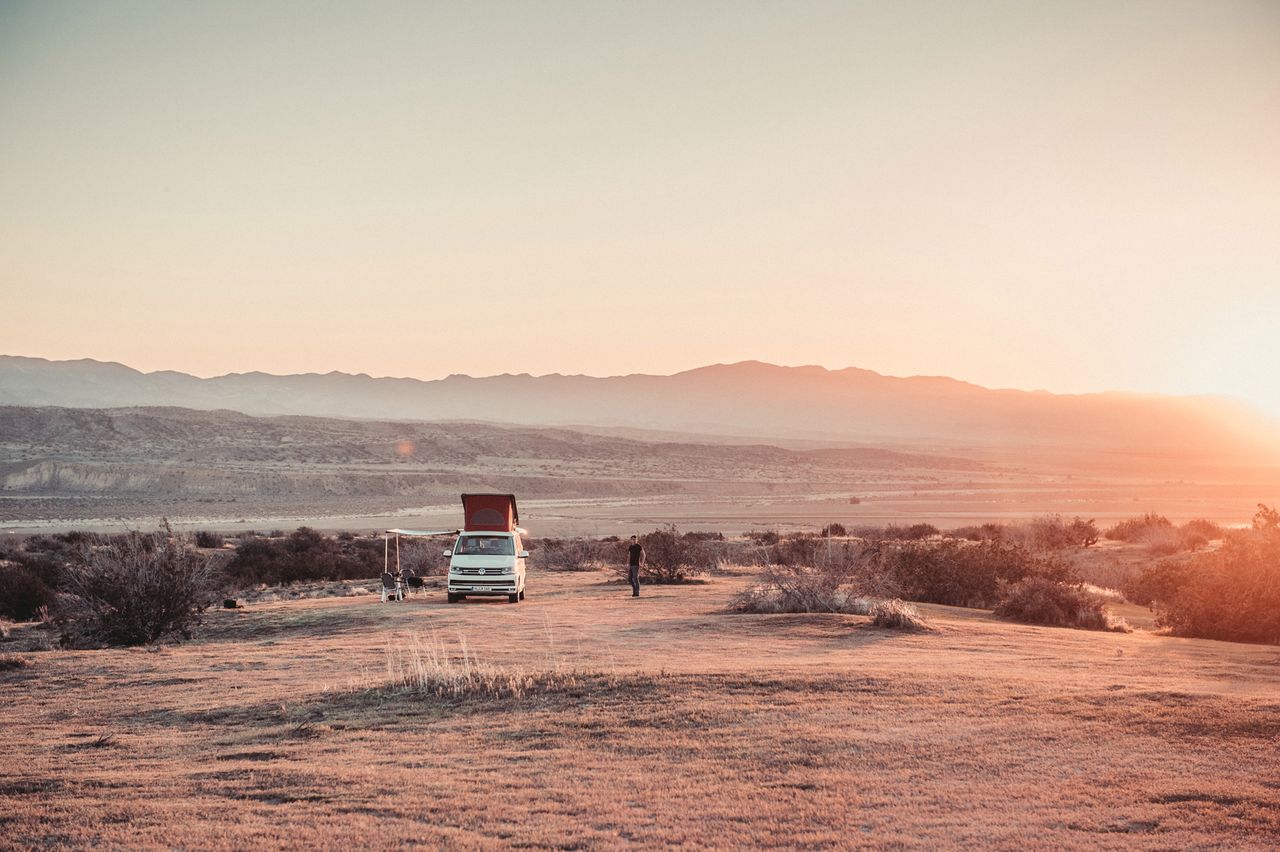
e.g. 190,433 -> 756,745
518,550 -> 530,559
443,550 -> 452,557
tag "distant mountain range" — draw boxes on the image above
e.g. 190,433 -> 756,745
2,355 -> 1276,465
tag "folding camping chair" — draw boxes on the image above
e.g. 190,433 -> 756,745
380,571 -> 403,602
400,568 -> 423,596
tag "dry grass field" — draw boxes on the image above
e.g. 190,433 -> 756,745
4,570 -> 1279,849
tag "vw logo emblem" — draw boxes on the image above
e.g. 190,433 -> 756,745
478,569 -> 486,575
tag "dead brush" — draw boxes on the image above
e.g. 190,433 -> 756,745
0,654 -> 34,672
728,563 -> 874,614
71,731 -> 119,749
378,632 -> 607,701
868,599 -> 932,631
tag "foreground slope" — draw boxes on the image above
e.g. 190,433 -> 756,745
3,571 -> 1277,849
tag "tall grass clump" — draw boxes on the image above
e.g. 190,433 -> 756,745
380,632 -> 604,701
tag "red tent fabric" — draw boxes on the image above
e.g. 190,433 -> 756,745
461,493 -> 519,532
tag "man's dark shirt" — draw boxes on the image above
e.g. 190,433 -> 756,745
628,543 -> 643,567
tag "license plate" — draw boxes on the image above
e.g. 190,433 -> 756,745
472,586 -> 491,591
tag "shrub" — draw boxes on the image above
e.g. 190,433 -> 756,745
1032,515 -> 1099,549
868,599 -> 931,631
1121,559 -> 1196,607
0,562 -> 57,622
949,523 -> 1004,542
395,537 -> 447,576
222,527 -> 383,588
194,531 -> 224,548
1153,525 -> 1280,644
821,523 -> 847,537
631,527 -> 713,583
1181,518 -> 1224,541
728,562 -> 869,614
531,538 -> 614,572
1106,513 -> 1173,543
885,522 -> 939,541
872,540 -> 1073,609
59,526 -> 216,646
995,577 -> 1124,631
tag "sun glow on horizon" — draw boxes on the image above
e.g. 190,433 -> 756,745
1,2 -> 1277,413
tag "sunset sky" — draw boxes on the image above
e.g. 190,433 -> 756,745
3,2 -> 1278,412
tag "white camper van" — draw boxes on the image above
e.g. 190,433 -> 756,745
445,493 -> 528,604
445,529 -> 528,604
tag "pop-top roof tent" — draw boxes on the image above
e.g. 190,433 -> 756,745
382,493 -> 524,575
461,493 -> 519,532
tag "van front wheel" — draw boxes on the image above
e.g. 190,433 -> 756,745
508,593 -> 519,604
447,593 -> 461,603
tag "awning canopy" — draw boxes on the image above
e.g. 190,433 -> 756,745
384,528 -> 459,537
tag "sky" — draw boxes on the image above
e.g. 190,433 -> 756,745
2,1 -> 1279,412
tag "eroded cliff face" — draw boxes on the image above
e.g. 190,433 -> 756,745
0,458 -> 699,500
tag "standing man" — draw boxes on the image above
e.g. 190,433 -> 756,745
627,535 -> 644,597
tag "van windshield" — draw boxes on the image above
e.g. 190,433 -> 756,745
455,535 -> 514,556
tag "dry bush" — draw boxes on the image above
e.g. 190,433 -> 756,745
1181,518 -> 1224,541
1151,517 -> 1280,644
949,523 -> 1005,542
194,531 -> 224,548
953,517 -> 1098,550
0,561 -> 57,622
378,632 -> 608,701
868,599 -> 932,631
59,525 -> 217,647
885,522 -> 940,541
395,537 -> 447,576
531,538 -> 615,572
871,539 -> 1074,609
223,528 -> 384,588
728,562 -> 872,614
630,527 -> 716,583
995,577 -> 1127,632
1010,515 -> 1099,550
1106,513 -> 1174,543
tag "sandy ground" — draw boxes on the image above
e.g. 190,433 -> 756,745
3,570 -> 1279,849
6,479 -> 1280,537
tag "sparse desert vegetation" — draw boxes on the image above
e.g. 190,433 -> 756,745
2,569 -> 1278,848
3,510 -> 1279,846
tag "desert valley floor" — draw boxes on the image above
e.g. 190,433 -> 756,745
3,570 -> 1279,849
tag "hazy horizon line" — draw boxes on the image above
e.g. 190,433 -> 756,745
1,351 -> 1261,408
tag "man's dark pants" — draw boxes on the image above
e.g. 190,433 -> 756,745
628,565 -> 640,597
